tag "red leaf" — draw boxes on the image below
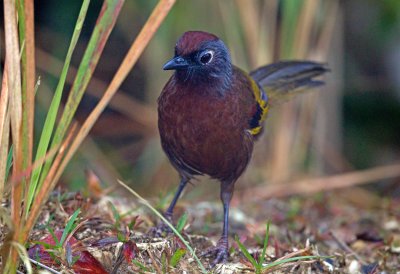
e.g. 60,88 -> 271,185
122,240 -> 139,263
72,250 -> 108,274
28,230 -> 108,274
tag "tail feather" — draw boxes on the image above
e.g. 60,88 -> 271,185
250,61 -> 329,92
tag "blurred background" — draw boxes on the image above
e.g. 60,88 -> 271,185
3,0 -> 400,200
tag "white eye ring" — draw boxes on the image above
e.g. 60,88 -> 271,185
199,50 -> 214,64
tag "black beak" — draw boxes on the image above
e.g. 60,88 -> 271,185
163,56 -> 189,70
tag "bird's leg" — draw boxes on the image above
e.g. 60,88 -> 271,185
164,177 -> 189,221
151,177 -> 189,236
202,181 -> 234,267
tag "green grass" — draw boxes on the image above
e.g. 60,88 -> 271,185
25,0 -> 91,217
176,212 -> 188,233
117,179 -> 207,274
170,248 -> 186,268
235,221 -> 332,273
33,208 -> 82,269
235,221 -> 270,273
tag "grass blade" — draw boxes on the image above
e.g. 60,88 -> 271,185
4,1 -> 23,271
0,64 -> 10,200
170,248 -> 186,268
5,146 -> 13,183
59,209 -> 80,247
109,202 -> 121,224
52,0 -> 175,199
22,124 -> 78,240
22,0 -> 36,166
37,0 -> 124,200
11,242 -> 33,274
176,212 -> 188,233
17,0 -> 36,171
25,0 -> 91,218
117,179 -> 207,273
259,221 -> 270,266
4,0 -> 22,150
132,259 -> 152,272
263,255 -> 332,270
45,0 -> 124,168
0,116 -> 10,200
234,235 -> 258,268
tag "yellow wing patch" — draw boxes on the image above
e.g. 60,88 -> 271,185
246,73 -> 269,136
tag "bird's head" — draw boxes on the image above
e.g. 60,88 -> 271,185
163,31 -> 233,92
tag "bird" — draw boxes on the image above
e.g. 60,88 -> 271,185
157,30 -> 328,266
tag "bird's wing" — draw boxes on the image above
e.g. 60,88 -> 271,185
250,61 -> 329,107
247,74 -> 269,136
234,67 -> 269,136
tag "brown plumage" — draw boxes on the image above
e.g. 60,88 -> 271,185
157,31 -> 328,266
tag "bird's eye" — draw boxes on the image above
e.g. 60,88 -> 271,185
199,50 -> 214,65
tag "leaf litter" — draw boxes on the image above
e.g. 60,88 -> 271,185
1,186 -> 399,273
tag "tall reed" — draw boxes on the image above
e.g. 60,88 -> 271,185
0,0 -> 175,271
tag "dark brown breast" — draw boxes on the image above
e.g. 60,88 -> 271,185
158,67 -> 257,182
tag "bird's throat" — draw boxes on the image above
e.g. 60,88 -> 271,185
175,68 -> 232,96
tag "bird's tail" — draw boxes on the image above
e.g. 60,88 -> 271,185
250,61 -> 329,106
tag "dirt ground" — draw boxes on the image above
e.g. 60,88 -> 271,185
6,184 -> 394,274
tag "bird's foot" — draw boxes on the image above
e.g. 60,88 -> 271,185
201,237 -> 229,267
148,214 -> 174,237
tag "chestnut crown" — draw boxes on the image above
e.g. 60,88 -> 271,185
163,31 -> 233,91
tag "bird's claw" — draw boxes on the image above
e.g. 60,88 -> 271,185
201,238 -> 229,267
148,214 -> 173,237
148,223 -> 173,237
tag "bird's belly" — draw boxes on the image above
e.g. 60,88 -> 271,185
159,99 -> 253,182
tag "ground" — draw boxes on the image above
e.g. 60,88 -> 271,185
3,186 -> 400,273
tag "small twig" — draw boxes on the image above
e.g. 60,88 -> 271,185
274,247 -> 310,262
329,231 -> 366,265
243,162 -> 400,200
147,249 -> 163,274
266,260 -> 314,273
29,258 -> 61,274
111,245 -> 125,274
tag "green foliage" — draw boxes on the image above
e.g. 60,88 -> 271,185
259,222 -> 270,267
108,201 -> 127,242
170,248 -> 186,268
235,221 -> 271,273
2,0 -> 173,271
45,209 -> 80,249
176,212 -> 188,233
287,197 -> 302,219
379,0 -> 400,32
280,0 -> 304,58
236,221 -> 331,273
263,255 -> 332,271
59,209 -> 80,247
132,259 -> 152,272
118,180 -> 207,273
5,146 -> 13,182
25,0 -> 91,217
33,209 -> 81,268
109,202 -> 121,227
235,235 -> 259,271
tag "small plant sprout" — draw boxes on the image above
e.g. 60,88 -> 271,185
235,221 -> 333,273
176,212 -> 188,233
